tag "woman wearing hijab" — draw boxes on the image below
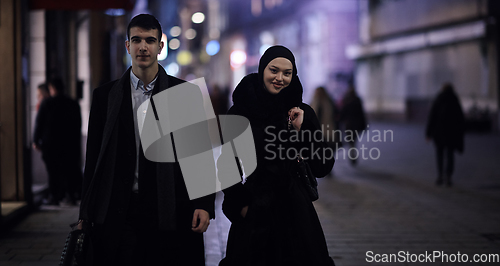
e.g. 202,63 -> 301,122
218,45 -> 335,265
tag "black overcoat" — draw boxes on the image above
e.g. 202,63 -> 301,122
79,66 -> 215,232
33,94 -> 82,164
426,88 -> 465,152
218,74 -> 335,266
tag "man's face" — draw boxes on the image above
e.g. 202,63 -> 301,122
126,27 -> 164,70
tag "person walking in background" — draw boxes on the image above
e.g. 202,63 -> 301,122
340,84 -> 367,166
33,78 -> 82,205
218,45 -> 335,265
426,82 -> 465,187
310,86 -> 342,163
78,14 -> 214,265
35,83 -> 50,111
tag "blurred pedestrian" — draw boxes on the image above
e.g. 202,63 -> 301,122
310,86 -> 342,152
35,83 -> 50,111
340,84 -> 367,166
77,14 -> 214,265
218,45 -> 335,265
33,77 -> 82,205
426,82 -> 465,187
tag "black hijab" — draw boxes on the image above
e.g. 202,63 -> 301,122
232,45 -> 303,120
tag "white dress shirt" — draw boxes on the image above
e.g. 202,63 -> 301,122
130,70 -> 157,192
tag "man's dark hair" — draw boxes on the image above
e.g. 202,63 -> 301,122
48,77 -> 65,95
127,14 -> 162,41
38,83 -> 49,95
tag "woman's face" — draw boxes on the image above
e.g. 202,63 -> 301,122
263,57 -> 293,94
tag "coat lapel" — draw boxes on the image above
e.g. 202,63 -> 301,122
94,68 -> 131,174
153,67 -> 178,230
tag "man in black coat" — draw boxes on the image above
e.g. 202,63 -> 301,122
78,14 -> 215,265
33,78 -> 82,205
426,82 -> 465,187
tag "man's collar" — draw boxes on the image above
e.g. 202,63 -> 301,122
130,70 -> 158,95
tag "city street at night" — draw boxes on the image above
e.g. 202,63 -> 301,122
1,1 -> 500,264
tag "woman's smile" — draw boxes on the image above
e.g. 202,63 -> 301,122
263,57 -> 293,94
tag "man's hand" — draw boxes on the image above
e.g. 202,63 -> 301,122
76,220 -> 83,230
191,209 -> 210,233
241,206 -> 249,218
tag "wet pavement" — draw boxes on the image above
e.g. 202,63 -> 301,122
0,122 -> 499,265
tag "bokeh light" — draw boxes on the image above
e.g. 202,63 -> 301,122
170,26 -> 181,37
192,12 -> 205,24
230,50 -> 247,68
185,29 -> 197,40
105,9 -> 125,16
166,62 -> 179,76
177,51 -> 193,66
206,40 -> 220,56
169,38 -> 180,50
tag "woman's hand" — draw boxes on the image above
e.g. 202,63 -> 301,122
288,107 -> 304,131
76,220 -> 83,230
241,206 -> 249,218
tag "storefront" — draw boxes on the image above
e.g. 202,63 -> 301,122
0,0 -> 30,229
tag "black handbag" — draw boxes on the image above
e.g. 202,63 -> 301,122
296,156 -> 319,201
287,113 -> 319,201
60,221 -> 92,266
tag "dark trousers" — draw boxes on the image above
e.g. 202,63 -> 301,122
91,193 -> 205,266
346,140 -> 357,165
435,143 -> 455,179
42,155 -> 79,203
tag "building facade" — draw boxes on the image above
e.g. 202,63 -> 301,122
348,0 -> 499,127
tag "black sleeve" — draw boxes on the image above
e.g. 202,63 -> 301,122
426,99 -> 438,138
33,99 -> 49,146
292,103 -> 335,178
191,193 -> 216,219
217,106 -> 252,223
80,88 -> 106,219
